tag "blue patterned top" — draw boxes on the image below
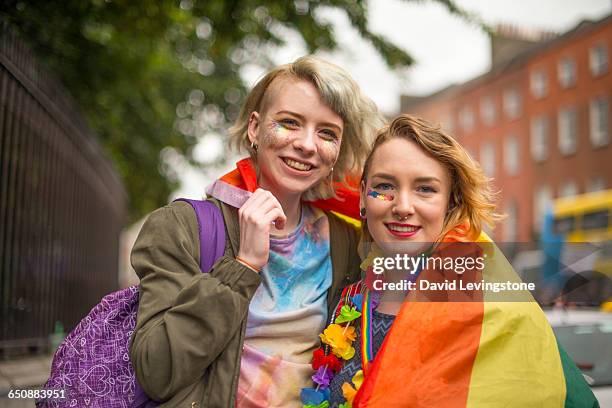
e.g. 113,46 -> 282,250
328,309 -> 396,407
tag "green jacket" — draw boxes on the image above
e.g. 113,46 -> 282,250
130,199 -> 361,407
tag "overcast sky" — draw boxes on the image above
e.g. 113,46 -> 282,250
175,0 -> 611,200
268,0 -> 612,114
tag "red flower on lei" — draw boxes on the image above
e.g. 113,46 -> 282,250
312,347 -> 342,373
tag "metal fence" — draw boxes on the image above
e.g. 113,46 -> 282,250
0,23 -> 127,358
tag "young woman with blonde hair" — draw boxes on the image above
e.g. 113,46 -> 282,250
130,56 -> 383,407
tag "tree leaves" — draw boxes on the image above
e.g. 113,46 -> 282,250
0,0 -> 471,222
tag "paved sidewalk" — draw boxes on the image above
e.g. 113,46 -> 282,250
0,355 -> 52,407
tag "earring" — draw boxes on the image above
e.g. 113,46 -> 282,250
250,141 -> 258,151
328,167 -> 334,182
359,207 -> 366,218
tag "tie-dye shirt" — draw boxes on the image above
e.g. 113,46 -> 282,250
236,205 -> 332,407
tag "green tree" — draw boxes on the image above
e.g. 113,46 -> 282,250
0,0 -> 478,222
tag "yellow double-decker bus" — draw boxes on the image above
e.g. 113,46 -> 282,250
542,189 -> 612,305
553,189 -> 612,243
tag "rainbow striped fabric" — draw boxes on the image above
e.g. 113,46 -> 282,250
353,234 -> 599,408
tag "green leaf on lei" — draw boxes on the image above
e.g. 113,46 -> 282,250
334,305 -> 362,324
303,401 -> 330,408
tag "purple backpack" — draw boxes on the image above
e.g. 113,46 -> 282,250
37,199 -> 226,408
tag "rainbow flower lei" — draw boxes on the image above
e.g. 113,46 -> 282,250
300,283 -> 378,408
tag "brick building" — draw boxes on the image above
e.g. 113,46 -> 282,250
401,14 -> 612,242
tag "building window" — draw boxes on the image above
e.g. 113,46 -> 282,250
589,43 -> 608,76
559,180 -> 578,198
530,115 -> 549,162
466,146 -> 477,161
587,176 -> 606,193
533,185 -> 552,231
503,88 -> 521,120
441,114 -> 454,133
530,69 -> 548,99
480,141 -> 495,177
558,57 -> 576,88
590,96 -> 609,147
504,135 -> 519,176
480,97 -> 496,126
459,106 -> 475,133
558,106 -> 578,155
503,200 -> 518,241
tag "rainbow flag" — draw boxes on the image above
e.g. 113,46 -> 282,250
353,235 -> 599,407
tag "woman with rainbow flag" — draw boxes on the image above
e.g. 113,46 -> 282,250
129,56 -> 383,407
304,115 -> 599,407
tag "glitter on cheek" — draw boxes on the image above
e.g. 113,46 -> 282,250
367,188 -> 394,201
263,121 -> 293,147
317,139 -> 340,164
273,122 -> 291,137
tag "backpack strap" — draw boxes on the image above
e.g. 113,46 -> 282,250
132,199 -> 225,408
173,199 -> 226,272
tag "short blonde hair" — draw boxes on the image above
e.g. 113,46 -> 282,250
361,114 -> 502,242
228,55 -> 383,200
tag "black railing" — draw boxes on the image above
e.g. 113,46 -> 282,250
0,23 -> 127,358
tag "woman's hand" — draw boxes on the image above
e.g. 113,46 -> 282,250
236,188 -> 286,272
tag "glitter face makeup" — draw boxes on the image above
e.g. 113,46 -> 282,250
263,119 -> 340,164
318,137 -> 340,163
271,121 -> 290,136
247,78 -> 344,198
367,188 -> 394,201
264,121 -> 293,147
360,138 -> 451,254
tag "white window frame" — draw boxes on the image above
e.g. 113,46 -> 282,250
459,106 -> 475,133
480,141 -> 495,177
503,88 -> 522,120
466,146 -> 477,161
530,115 -> 549,162
587,176 -> 606,193
530,69 -> 548,99
442,114 -> 454,133
480,97 -> 496,127
559,180 -> 578,198
504,135 -> 519,176
558,57 -> 576,89
589,96 -> 610,147
533,185 -> 552,232
558,106 -> 578,155
589,43 -> 608,76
